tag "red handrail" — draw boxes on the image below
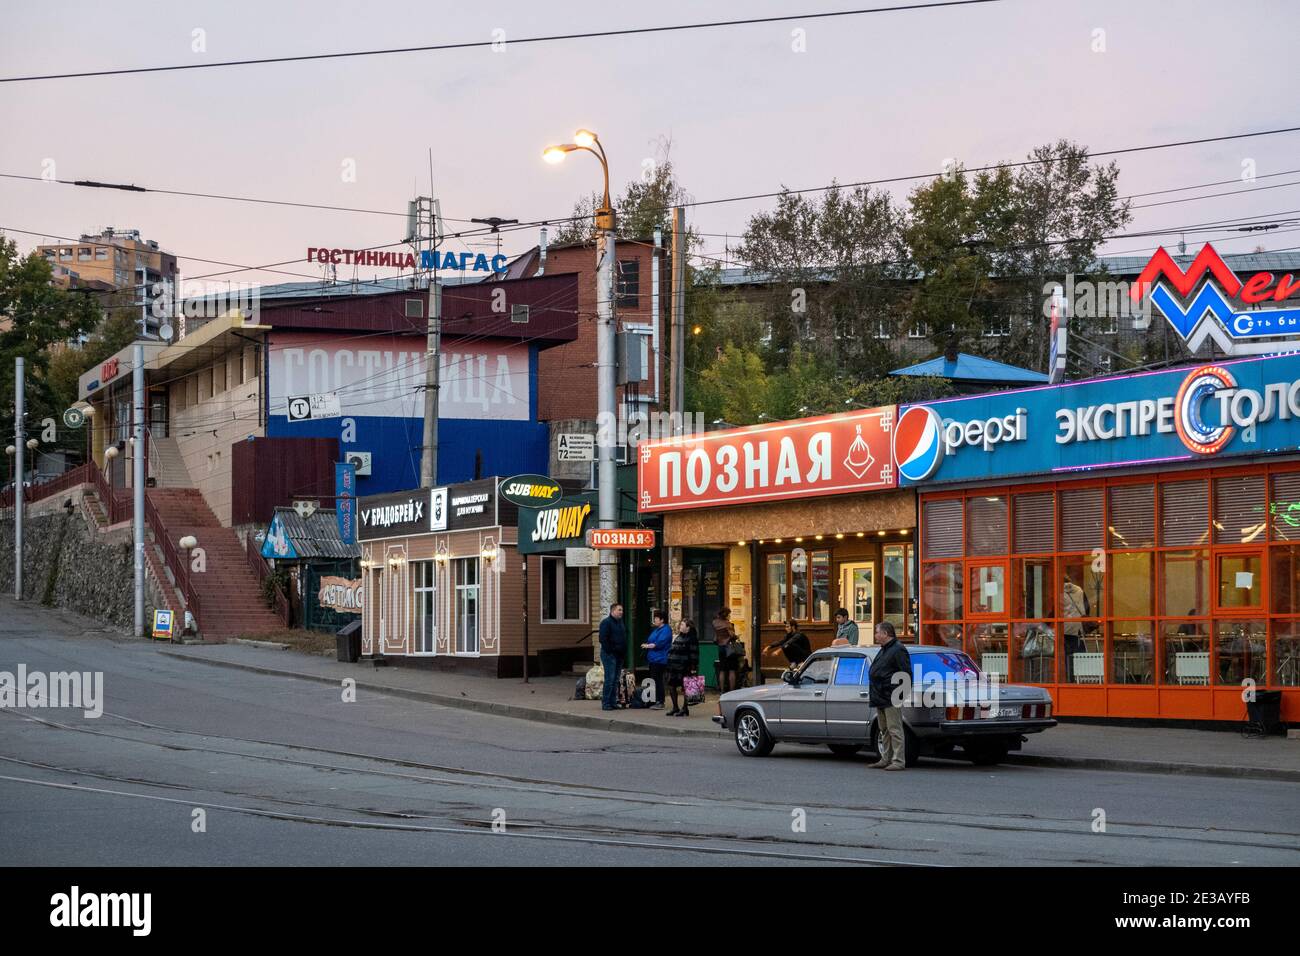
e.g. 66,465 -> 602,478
89,458 -> 132,525
0,463 -> 92,509
245,533 -> 291,626
143,491 -> 202,623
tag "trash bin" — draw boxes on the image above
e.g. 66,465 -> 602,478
336,620 -> 362,663
1246,689 -> 1284,735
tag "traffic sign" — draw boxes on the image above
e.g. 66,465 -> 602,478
287,392 -> 341,421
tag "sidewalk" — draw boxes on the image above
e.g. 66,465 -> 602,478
159,642 -> 1300,782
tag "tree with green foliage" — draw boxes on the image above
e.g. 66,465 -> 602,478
0,237 -> 102,459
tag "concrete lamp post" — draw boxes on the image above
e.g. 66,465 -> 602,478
542,127 -> 619,622
178,535 -> 198,638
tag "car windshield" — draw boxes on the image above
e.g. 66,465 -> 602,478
795,655 -> 835,684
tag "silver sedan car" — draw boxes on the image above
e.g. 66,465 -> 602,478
712,645 -> 1056,766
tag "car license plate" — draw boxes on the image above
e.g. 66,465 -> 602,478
996,705 -> 1021,718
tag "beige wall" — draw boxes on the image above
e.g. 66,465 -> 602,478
169,344 -> 263,525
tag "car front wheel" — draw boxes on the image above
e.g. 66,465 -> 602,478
734,710 -> 774,757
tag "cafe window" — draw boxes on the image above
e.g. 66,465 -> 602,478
967,496 -> 1007,555
1213,474 -> 1266,544
1108,483 -> 1154,549
765,554 -> 788,624
455,558 -> 479,654
1161,550 -> 1209,618
1014,622 -> 1055,683
1215,620 -> 1266,685
1160,479 -> 1208,546
1270,471 -> 1300,540
1059,486 -> 1103,552
1162,621 -> 1210,685
1112,551 -> 1154,617
412,561 -> 436,654
1216,553 -> 1262,609
882,543 -> 915,638
967,563 -> 1006,616
922,498 -> 962,559
969,622 -> 1009,678
922,562 -> 962,621
1110,620 -> 1154,685
1271,622 -> 1300,687
1014,556 -> 1053,619
810,551 -> 831,622
1013,492 -> 1054,554
541,556 -> 587,624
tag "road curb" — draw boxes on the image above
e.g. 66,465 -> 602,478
158,648 -> 722,740
158,648 -> 1300,781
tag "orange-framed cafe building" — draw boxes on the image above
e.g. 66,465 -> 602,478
895,352 -> 1300,723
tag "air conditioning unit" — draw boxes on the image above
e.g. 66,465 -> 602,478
345,451 -> 372,476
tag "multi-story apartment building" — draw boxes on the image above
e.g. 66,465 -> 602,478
37,227 -> 179,337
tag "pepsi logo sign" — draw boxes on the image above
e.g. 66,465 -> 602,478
893,406 -> 945,482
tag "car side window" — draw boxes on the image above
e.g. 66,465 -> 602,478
834,657 -> 866,685
799,657 -> 834,684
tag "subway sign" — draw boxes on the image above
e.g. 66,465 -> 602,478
895,352 -> 1300,485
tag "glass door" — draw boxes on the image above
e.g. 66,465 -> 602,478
840,562 -> 875,636
456,558 -> 480,654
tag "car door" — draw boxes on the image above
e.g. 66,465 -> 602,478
779,654 -> 834,739
824,654 -> 872,742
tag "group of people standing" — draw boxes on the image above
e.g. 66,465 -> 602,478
599,603 -> 703,716
599,604 -> 751,716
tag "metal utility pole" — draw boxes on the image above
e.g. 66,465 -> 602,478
13,357 -> 24,600
670,206 -> 686,435
133,343 -> 145,636
420,281 -> 442,487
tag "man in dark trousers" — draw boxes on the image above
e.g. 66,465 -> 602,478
868,620 -> 912,771
598,603 -> 627,711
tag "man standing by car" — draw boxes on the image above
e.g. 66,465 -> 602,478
868,620 -> 912,771
599,604 -> 627,711
834,608 -> 859,646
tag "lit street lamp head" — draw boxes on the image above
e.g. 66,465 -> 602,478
573,129 -> 597,148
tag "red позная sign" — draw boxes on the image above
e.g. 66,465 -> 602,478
636,408 -> 896,513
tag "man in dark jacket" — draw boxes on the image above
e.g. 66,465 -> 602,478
867,620 -> 912,770
598,603 -> 627,711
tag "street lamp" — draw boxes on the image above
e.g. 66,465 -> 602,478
541,129 -> 615,233
5,445 -> 14,485
25,437 -> 38,483
542,127 -> 619,622
179,535 -> 198,638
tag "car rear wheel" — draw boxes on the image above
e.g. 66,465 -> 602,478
964,739 -> 1011,766
827,744 -> 863,757
734,710 -> 774,757
871,719 -> 919,768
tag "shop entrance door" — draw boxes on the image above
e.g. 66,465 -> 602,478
683,549 -> 726,686
840,562 -> 875,639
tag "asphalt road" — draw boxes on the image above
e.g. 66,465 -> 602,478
2,605 -> 1297,866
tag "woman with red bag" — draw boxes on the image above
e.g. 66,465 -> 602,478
665,619 -> 700,717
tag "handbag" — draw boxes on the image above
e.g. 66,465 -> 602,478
683,674 -> 706,704
720,641 -> 743,661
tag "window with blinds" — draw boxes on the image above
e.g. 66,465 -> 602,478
1013,492 -> 1054,553
1059,486 -> 1103,552
1272,471 -> 1300,541
1160,479 -> 1208,547
967,496 -> 1008,555
1213,474 -> 1266,544
922,498 -> 963,559
1108,483 -> 1155,549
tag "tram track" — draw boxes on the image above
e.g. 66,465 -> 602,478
4,707 -> 1296,858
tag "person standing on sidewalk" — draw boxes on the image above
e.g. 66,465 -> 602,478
599,603 -> 627,712
868,620 -> 912,770
665,619 -> 699,717
640,609 -> 673,709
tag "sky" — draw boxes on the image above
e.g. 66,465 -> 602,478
2,0 -> 1299,293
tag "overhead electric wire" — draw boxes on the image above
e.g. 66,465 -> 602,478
0,2 -> 1002,83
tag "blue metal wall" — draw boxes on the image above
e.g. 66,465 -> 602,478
266,345 -> 550,493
